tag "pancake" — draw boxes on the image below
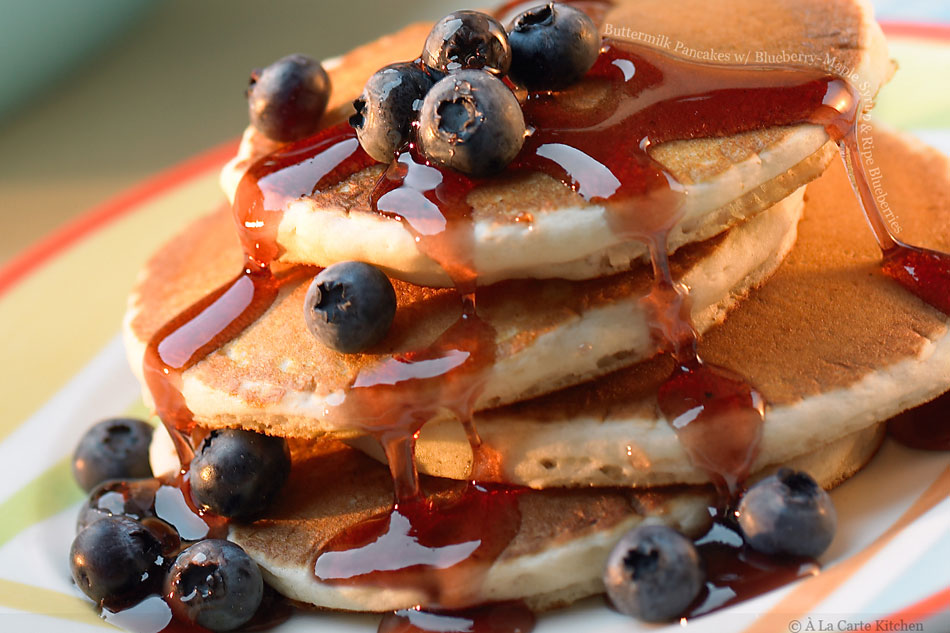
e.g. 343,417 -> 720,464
219,0 -> 892,287
124,187 -> 802,439
225,425 -> 883,613
363,126 -> 950,488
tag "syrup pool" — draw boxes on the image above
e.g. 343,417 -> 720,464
378,602 -> 535,633
314,483 -> 523,609
687,512 -> 819,618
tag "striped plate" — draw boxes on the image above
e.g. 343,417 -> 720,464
1,24 -> 948,633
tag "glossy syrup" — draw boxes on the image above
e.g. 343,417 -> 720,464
136,1 -> 950,629
81,472 -> 228,548
142,262 -> 313,463
136,125 -> 371,631
315,482 -> 522,608
686,513 -> 819,618
836,133 -> 950,315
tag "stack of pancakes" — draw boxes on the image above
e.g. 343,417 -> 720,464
123,0 -> 950,615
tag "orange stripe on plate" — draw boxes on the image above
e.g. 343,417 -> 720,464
881,21 -> 950,41
741,466 -> 950,633
876,586 -> 950,628
0,138 -> 239,299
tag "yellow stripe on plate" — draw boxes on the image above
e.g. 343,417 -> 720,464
0,578 -> 113,628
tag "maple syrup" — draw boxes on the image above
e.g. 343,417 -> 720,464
686,512 -> 819,618
373,149 -> 481,293
322,294 -> 497,500
80,472 -> 228,553
887,390 -> 950,451
881,243 -> 950,315
141,262 -> 315,463
133,0 -> 950,629
314,482 -> 523,608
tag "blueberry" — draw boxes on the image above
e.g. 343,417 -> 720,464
422,10 -> 512,75
72,418 -> 154,493
738,468 -> 837,558
165,540 -> 263,632
506,3 -> 601,90
604,524 -> 704,622
76,478 -> 185,556
189,429 -> 290,519
70,516 -> 165,609
76,478 -> 161,533
350,62 -> 437,163
247,54 -> 331,143
304,261 -> 397,353
417,70 -> 526,176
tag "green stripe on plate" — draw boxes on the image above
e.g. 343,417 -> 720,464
0,457 -> 83,548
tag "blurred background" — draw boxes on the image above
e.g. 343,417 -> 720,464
0,0 -> 948,266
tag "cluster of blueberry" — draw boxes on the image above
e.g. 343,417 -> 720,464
245,3 -> 602,179
603,468 -> 837,621
351,5 -> 601,175
69,419 -> 291,631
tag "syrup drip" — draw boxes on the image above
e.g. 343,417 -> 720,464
360,145 -> 502,497
314,482 -> 522,609
373,149 -> 481,293
144,124 -> 373,465
234,127 -> 375,267
837,132 -> 950,315
323,294 -> 497,500
309,105 -> 513,602
887,390 -> 950,451
378,602 -> 535,633
644,241 -> 765,499
881,243 -> 950,315
142,262 -> 314,464
658,361 -> 765,498
686,513 -> 818,618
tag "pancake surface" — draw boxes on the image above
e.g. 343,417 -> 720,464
384,126 -> 950,488
220,0 -> 891,287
